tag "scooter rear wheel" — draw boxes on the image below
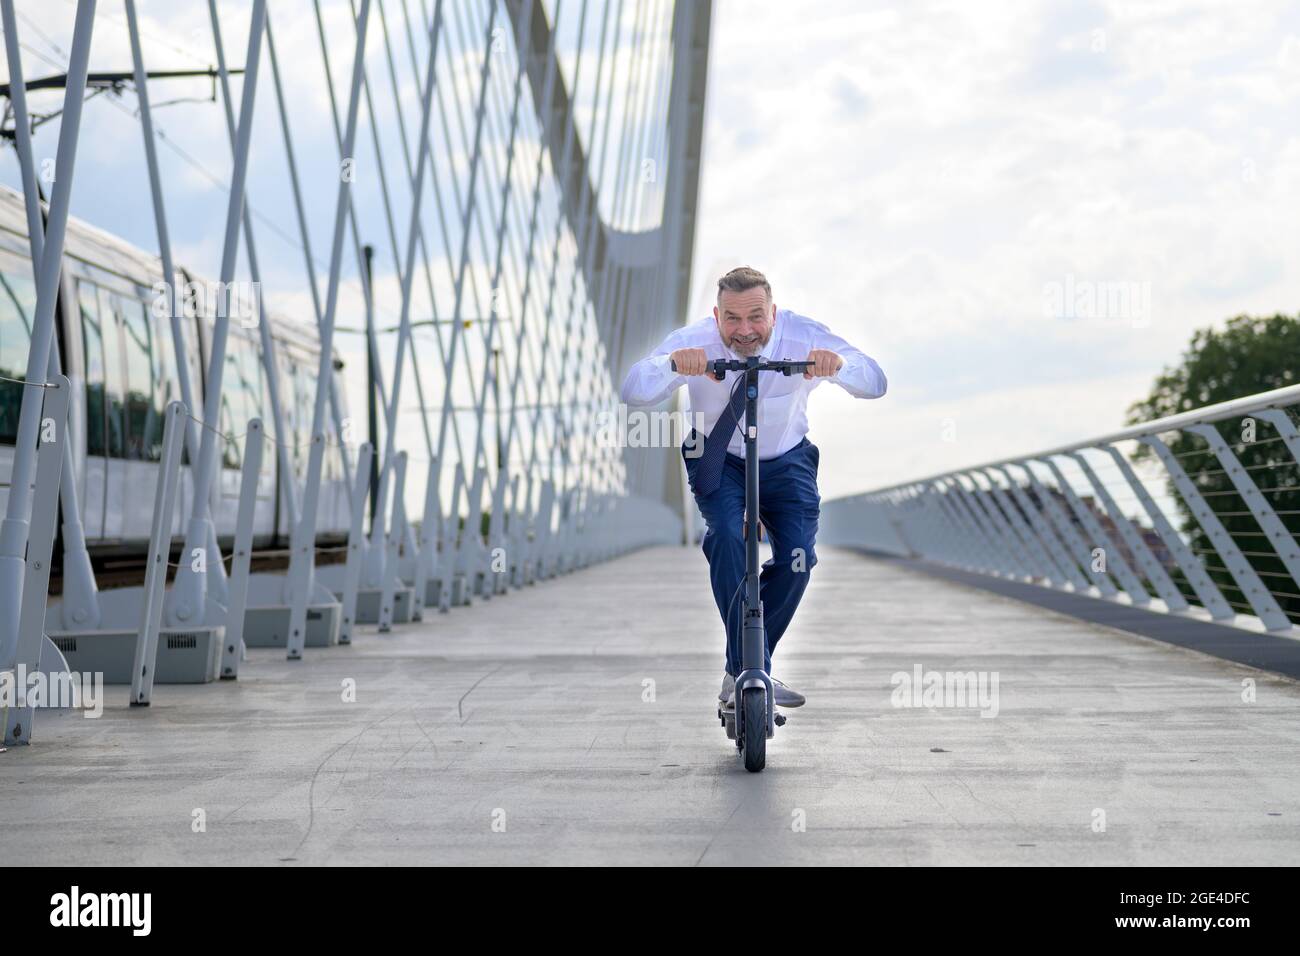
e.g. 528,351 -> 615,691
740,687 -> 767,772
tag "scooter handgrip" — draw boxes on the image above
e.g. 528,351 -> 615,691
668,357 -> 726,380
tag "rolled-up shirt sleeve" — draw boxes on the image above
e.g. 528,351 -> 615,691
620,330 -> 688,407
809,320 -> 887,399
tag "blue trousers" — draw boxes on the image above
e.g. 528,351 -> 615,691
682,435 -> 821,676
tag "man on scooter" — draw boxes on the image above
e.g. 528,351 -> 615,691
620,266 -> 887,710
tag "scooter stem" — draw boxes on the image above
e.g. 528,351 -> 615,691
742,357 -> 764,674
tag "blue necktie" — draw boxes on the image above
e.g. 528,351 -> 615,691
692,377 -> 747,497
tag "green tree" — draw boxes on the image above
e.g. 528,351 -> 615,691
1127,314 -> 1300,623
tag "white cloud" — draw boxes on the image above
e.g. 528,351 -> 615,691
691,0 -> 1300,496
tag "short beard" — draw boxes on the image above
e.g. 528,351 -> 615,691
729,333 -> 766,357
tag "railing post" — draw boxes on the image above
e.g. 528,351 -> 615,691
0,0 -> 97,666
3,375 -> 72,746
1021,462 -> 1117,596
932,480 -> 998,572
535,479 -> 556,581
940,478 -> 1009,575
983,466 -> 1076,588
130,402 -> 188,707
1139,436 -> 1290,631
462,465 -> 488,599
219,420 -> 264,679
487,469 -> 511,595
378,452 -> 409,633
1102,443 -> 1232,619
1185,424 -> 1300,594
958,473 -> 1035,580
441,463 -> 467,612
511,473 -> 530,588
1040,457 -> 1148,601
1001,464 -> 1089,591
339,443 -> 375,644
1067,451 -> 1186,610
1255,410 -> 1300,465
412,457 -> 442,621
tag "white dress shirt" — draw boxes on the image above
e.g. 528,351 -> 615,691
619,308 -> 887,459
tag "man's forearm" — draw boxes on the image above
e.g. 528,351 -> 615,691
832,351 -> 887,399
807,319 -> 887,400
620,353 -> 681,407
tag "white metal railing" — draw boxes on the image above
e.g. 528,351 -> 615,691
821,384 -> 1300,636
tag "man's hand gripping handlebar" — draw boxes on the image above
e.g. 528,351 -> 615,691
669,351 -> 815,379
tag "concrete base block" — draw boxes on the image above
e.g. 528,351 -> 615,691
242,603 -> 341,648
450,575 -> 471,607
48,626 -> 223,684
352,587 -> 414,625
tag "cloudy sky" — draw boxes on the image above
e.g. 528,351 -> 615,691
3,0 -> 1298,506
691,0 -> 1300,498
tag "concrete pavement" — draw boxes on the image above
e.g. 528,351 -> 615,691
3,545 -> 1299,865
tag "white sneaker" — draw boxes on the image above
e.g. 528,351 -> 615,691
772,677 -> 805,708
719,671 -> 735,708
720,672 -> 806,708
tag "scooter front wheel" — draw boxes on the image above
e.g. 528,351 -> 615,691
740,687 -> 767,772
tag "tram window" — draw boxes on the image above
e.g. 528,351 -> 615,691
119,295 -> 156,460
78,282 -> 107,456
219,333 -> 263,470
248,337 -> 265,421
219,341 -> 242,470
283,356 -> 310,477
149,293 -> 179,425
97,288 -> 126,459
0,267 -> 38,446
118,293 -> 178,462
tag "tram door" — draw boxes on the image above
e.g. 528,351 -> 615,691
79,281 -> 181,547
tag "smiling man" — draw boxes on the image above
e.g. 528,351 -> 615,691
620,266 -> 887,710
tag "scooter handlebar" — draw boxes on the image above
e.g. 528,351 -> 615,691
669,358 -> 816,377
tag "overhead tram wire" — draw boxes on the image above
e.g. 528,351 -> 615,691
0,18 -> 409,332
0,50 -> 300,260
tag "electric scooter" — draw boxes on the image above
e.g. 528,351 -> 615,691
672,354 -> 814,772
